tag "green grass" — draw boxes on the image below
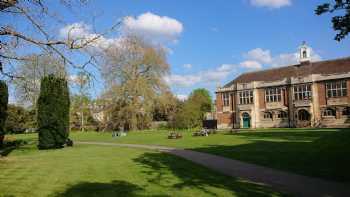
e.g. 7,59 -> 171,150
0,137 -> 285,197
65,128 -> 350,182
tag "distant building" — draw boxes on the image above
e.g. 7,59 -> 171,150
216,43 -> 350,129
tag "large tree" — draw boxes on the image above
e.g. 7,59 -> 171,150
316,0 -> 350,41
153,91 -> 180,121
13,54 -> 66,106
171,88 -> 212,129
102,36 -> 170,130
0,0 -> 119,79
70,71 -> 91,132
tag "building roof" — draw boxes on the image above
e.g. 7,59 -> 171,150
224,57 -> 350,88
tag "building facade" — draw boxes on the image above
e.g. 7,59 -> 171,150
216,43 -> 350,129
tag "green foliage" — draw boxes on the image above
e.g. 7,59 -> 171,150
37,75 -> 70,149
103,36 -> 170,131
0,80 -> 8,145
316,1 -> 350,41
171,88 -> 212,129
153,91 -> 179,121
5,105 -> 36,134
188,88 -> 212,113
70,95 -> 98,131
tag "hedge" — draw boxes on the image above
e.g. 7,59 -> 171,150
37,75 -> 70,149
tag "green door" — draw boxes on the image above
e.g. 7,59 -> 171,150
242,113 -> 251,128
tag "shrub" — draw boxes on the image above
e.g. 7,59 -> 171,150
5,105 -> 35,134
0,80 -> 8,147
37,75 -> 70,149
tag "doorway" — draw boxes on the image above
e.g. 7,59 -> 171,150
242,112 -> 251,128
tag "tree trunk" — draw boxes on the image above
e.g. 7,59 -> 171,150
0,135 -> 4,147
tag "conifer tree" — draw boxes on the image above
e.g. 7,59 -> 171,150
37,75 -> 70,149
0,81 -> 8,147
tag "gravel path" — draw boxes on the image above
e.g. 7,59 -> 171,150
77,141 -> 350,197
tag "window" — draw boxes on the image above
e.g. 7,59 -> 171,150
264,112 -> 272,119
322,108 -> 336,117
294,84 -> 312,100
303,51 -> 307,58
239,90 -> 253,105
298,109 -> 310,121
326,80 -> 347,98
342,107 -> 350,116
265,87 -> 282,103
277,111 -> 288,119
223,93 -> 230,107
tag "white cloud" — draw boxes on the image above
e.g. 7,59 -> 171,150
183,64 -> 192,69
250,0 -> 291,8
176,94 -> 188,101
122,12 -> 183,44
244,48 -> 272,64
240,60 -> 263,70
59,22 -> 121,50
59,12 -> 184,51
164,74 -> 201,87
164,64 -> 236,87
217,64 -> 235,72
243,47 -> 322,67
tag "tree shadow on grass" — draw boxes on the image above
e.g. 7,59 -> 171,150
133,152 -> 286,197
230,130 -> 337,142
194,129 -> 350,182
53,180 -> 169,197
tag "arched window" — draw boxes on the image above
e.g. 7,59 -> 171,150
322,108 -> 336,117
342,107 -> 350,116
302,50 -> 307,58
264,112 -> 273,119
298,109 -> 310,121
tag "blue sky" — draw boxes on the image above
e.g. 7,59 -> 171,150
4,0 -> 350,101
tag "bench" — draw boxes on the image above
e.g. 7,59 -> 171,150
168,132 -> 182,139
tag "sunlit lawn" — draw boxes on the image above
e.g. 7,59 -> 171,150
0,138 -> 285,197
65,128 -> 350,182
10,128 -> 350,182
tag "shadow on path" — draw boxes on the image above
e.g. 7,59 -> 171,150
133,152 -> 285,197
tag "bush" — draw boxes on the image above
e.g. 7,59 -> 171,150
170,88 -> 212,129
0,81 -> 8,147
5,105 -> 36,134
37,75 -> 70,149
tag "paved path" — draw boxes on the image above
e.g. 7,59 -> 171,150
77,141 -> 350,197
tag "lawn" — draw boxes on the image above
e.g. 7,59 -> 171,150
0,137 -> 285,197
63,128 -> 350,182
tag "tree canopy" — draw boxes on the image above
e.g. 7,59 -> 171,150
102,36 -> 170,130
171,88 -> 212,129
316,0 -> 350,41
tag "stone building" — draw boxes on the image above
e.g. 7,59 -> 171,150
215,43 -> 350,129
